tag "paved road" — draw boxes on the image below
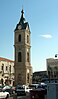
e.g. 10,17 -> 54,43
17,95 -> 30,99
9,94 -> 30,99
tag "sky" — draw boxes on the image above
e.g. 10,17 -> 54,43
0,0 -> 58,72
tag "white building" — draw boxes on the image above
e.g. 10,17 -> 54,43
0,57 -> 14,85
46,58 -> 58,81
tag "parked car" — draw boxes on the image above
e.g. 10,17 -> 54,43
30,88 -> 46,99
23,85 -> 32,93
0,85 -> 3,90
29,84 -> 39,89
15,85 -> 26,96
11,86 -> 16,94
0,88 -> 10,99
3,85 -> 14,95
40,82 -> 47,90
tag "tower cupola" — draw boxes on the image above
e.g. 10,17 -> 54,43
15,9 -> 29,31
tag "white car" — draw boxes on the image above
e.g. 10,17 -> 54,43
0,89 -> 10,99
23,85 -> 32,93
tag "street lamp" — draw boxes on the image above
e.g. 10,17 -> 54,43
55,54 -> 58,82
55,54 -> 58,57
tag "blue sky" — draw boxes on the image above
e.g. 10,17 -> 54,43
0,0 -> 58,72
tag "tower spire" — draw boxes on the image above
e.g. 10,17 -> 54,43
15,9 -> 30,31
21,9 -> 24,19
19,9 -> 25,25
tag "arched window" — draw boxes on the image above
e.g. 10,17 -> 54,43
27,35 -> 29,43
18,52 -> 22,62
6,66 -> 8,71
9,65 -> 11,73
18,34 -> 21,42
27,73 -> 29,83
1,64 -> 4,70
27,52 -> 29,62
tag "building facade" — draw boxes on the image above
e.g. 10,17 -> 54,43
47,58 -> 58,81
14,9 -> 32,85
0,57 -> 14,85
32,71 -> 47,83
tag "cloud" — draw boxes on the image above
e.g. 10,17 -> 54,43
40,34 -> 52,39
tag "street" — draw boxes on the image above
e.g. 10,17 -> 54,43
17,95 -> 30,99
9,94 -> 30,99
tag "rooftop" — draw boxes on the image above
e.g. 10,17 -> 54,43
0,57 -> 14,62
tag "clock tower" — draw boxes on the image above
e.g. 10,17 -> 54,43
14,9 -> 32,85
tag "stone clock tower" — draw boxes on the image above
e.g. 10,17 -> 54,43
14,9 -> 32,85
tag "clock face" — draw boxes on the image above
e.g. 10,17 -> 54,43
18,25 -> 21,29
